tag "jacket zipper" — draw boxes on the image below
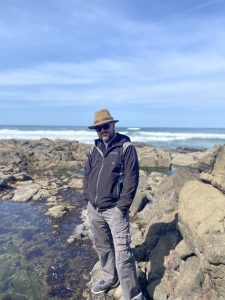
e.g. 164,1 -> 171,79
94,144 -> 119,209
94,156 -> 104,210
116,181 -> 119,198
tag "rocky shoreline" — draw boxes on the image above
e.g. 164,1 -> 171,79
1,139 -> 225,299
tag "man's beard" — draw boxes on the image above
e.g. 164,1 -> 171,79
102,135 -> 111,142
102,132 -> 115,142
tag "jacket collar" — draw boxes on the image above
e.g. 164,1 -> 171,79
94,132 -> 124,148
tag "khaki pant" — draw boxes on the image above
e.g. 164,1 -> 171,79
87,202 -> 144,300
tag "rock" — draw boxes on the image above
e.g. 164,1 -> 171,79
212,145 -> 225,192
1,192 -> 13,200
0,173 -> 16,187
0,178 -> 7,189
137,147 -> 171,169
0,147 -> 28,169
12,183 -> 41,202
130,222 -> 144,248
67,223 -> 90,242
197,145 -> 222,172
154,247 -> 220,300
147,231 -> 181,284
171,151 -> 205,168
154,176 -> 177,203
109,285 -> 123,299
46,196 -> 58,206
130,191 -> 149,214
175,239 -> 193,260
45,204 -> 69,218
138,170 -> 151,191
174,255 -> 204,298
0,139 -> 90,175
136,181 -> 177,229
171,167 -> 200,195
175,146 -> 207,153
32,189 -> 50,201
149,278 -> 169,300
179,180 -> 225,298
200,172 -> 213,183
164,249 -> 181,271
137,168 -> 199,236
14,172 -> 32,181
68,178 -> 83,189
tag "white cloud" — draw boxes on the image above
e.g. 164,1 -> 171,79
0,0 -> 225,114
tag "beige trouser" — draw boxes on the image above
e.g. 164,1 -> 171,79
87,202 -> 144,300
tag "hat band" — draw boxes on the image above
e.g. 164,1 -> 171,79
94,117 -> 113,124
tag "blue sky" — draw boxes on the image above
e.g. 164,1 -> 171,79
0,0 -> 225,127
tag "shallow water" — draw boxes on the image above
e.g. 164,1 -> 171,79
0,200 -> 97,300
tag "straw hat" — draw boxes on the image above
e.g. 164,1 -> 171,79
88,109 -> 119,129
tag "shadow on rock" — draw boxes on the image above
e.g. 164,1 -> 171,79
133,214 -> 182,299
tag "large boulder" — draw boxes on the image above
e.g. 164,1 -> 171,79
171,151 -> 205,168
197,145 -> 222,173
137,147 -> 171,169
179,180 -> 225,298
170,167 -> 199,194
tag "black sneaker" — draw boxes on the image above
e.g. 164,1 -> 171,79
91,279 -> 120,294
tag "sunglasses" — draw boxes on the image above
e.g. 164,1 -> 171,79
95,123 -> 111,132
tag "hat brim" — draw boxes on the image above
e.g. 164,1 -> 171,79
88,120 -> 119,129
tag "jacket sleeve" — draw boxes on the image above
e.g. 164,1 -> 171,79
82,151 -> 92,203
117,144 -> 139,211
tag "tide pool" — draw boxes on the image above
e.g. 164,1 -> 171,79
0,200 -> 96,300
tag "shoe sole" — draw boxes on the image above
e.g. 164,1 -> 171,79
91,281 -> 120,294
91,288 -> 108,295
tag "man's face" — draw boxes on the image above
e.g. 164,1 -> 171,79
95,122 -> 115,142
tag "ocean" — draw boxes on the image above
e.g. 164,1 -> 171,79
0,125 -> 225,149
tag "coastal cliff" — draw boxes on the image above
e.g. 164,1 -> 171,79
0,139 -> 225,300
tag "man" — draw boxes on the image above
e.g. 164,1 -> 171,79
83,109 -> 145,300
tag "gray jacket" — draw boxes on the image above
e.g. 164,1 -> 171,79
83,133 -> 139,211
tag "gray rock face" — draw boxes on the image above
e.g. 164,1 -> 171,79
137,147 -> 172,168
179,180 -> 225,298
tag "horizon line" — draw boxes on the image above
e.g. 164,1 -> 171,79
0,124 -> 225,130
